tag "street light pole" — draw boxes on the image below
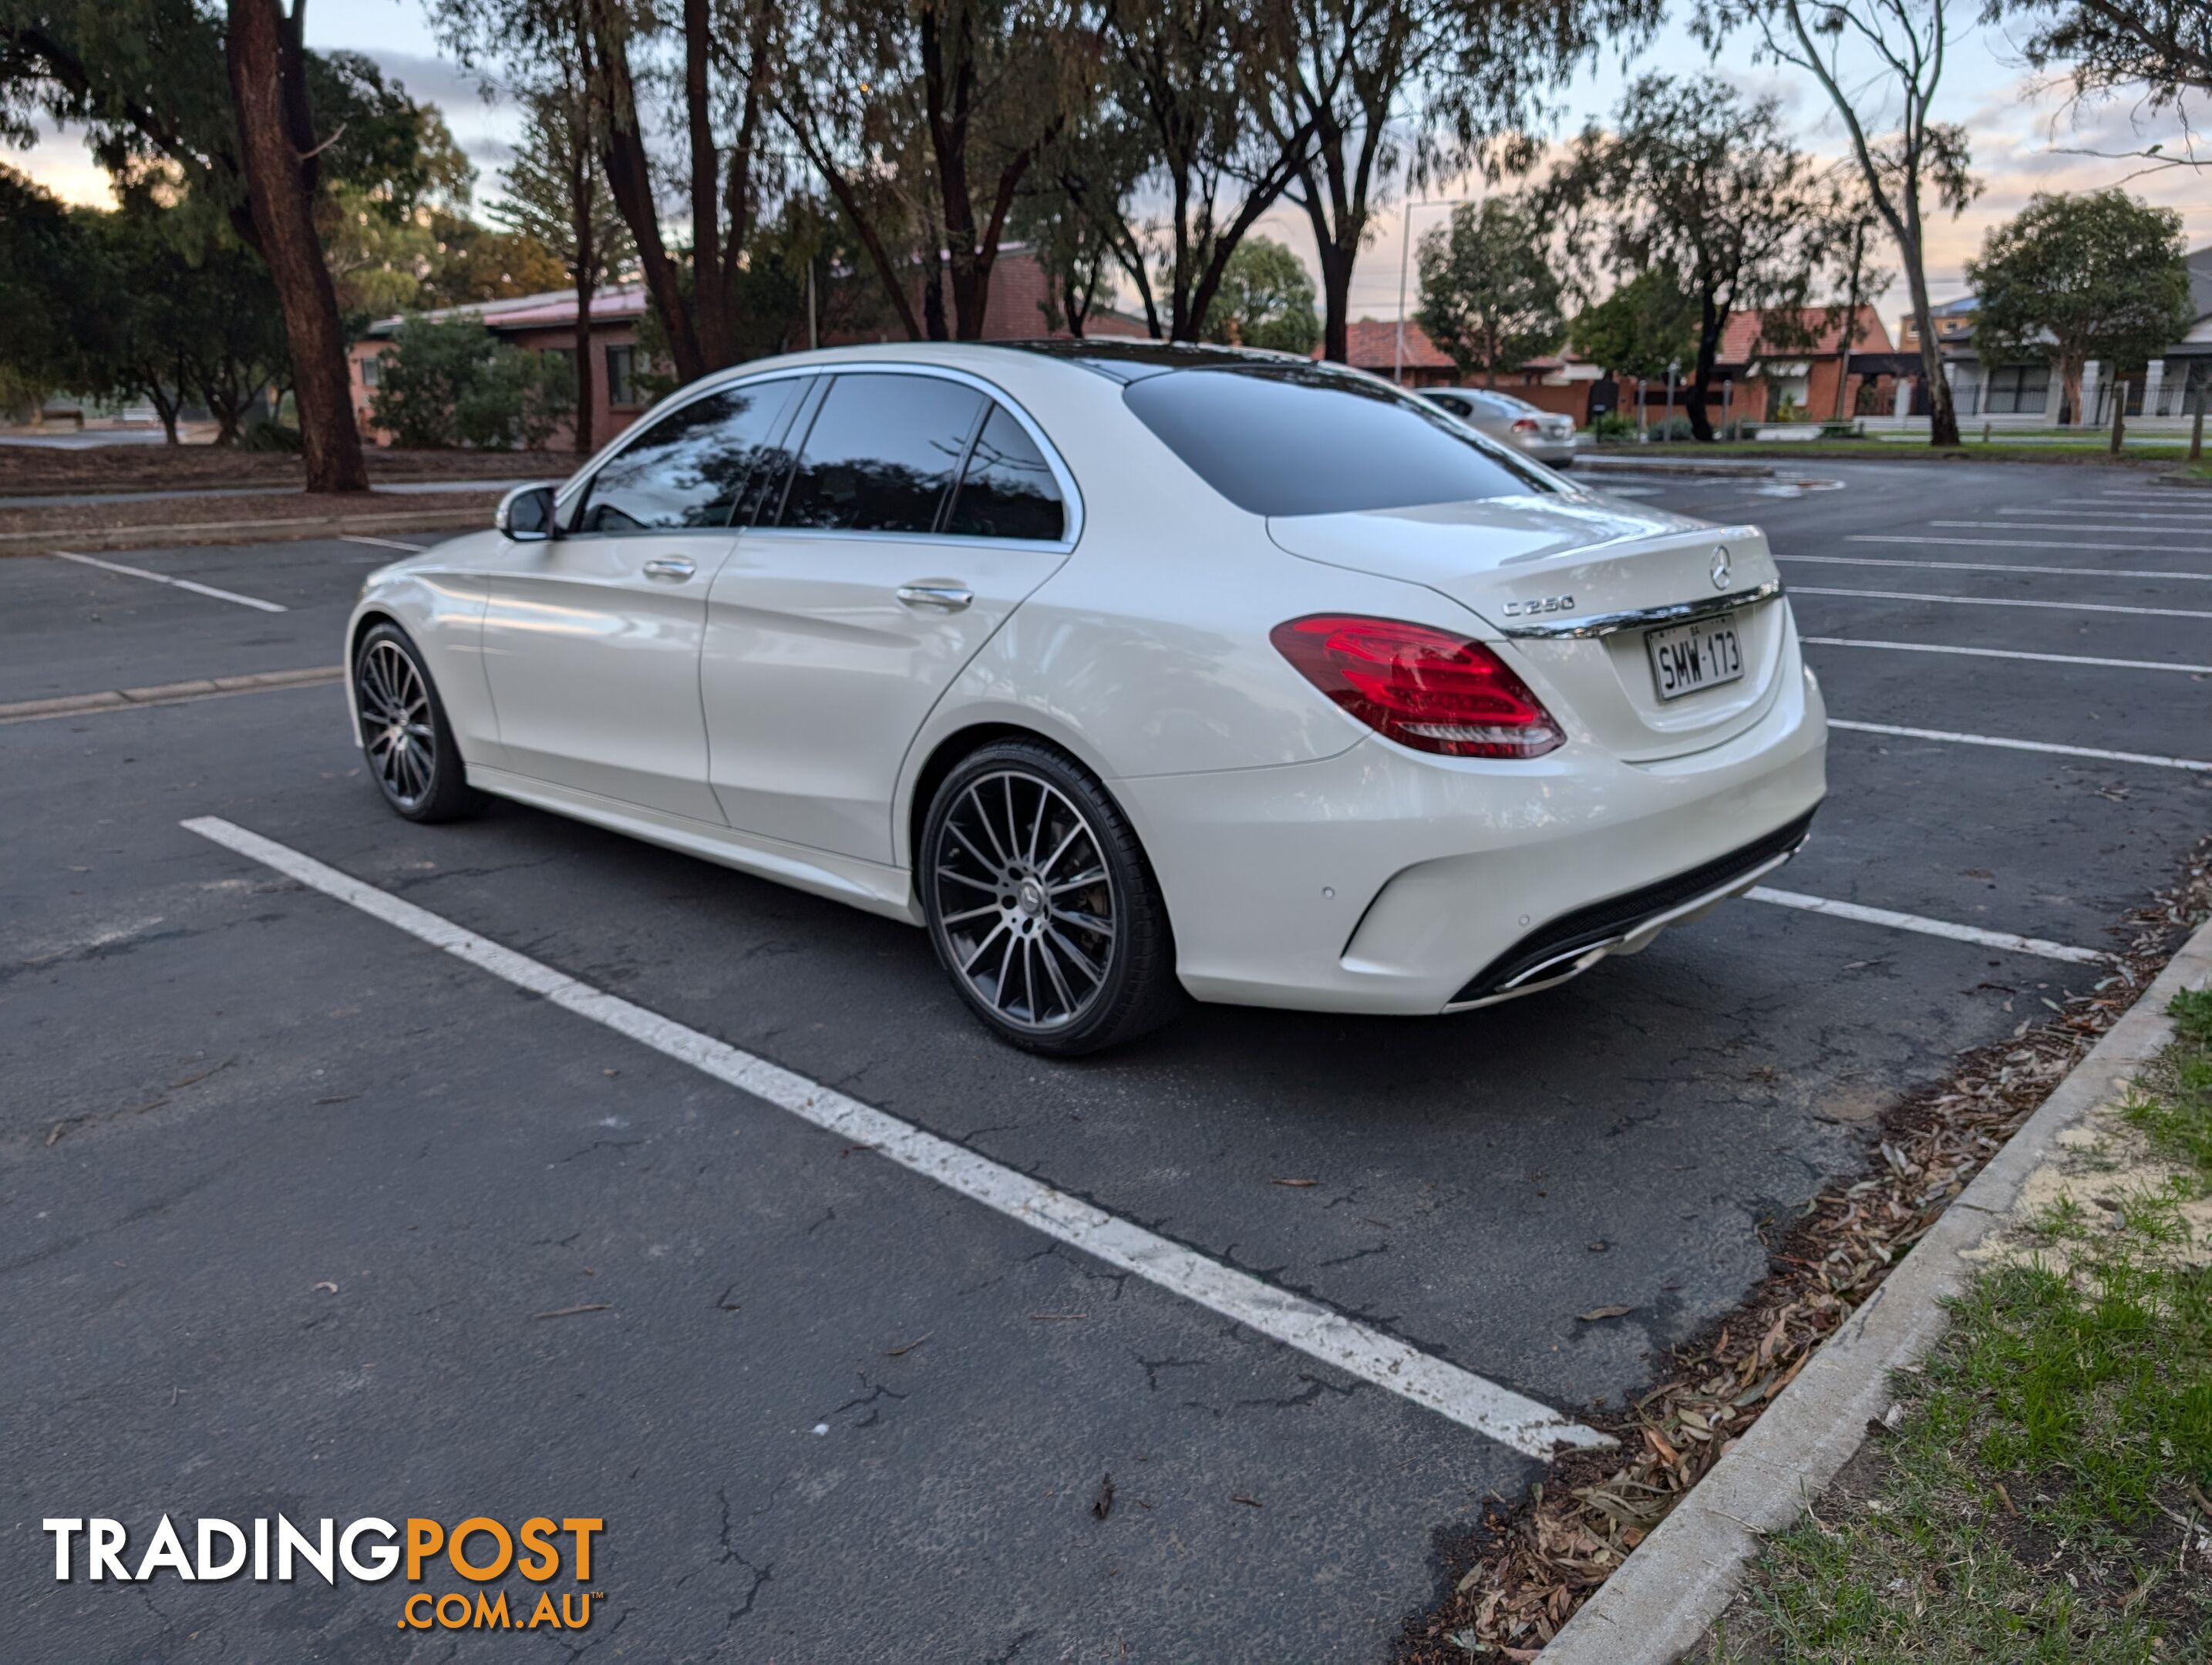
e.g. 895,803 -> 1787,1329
1394,197 -> 1473,387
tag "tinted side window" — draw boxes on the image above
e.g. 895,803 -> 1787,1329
575,379 -> 802,533
1123,365 -> 1549,516
944,405 -> 1065,541
776,374 -> 987,533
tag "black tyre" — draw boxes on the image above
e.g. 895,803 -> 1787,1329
353,621 -> 481,823
921,740 -> 1184,1056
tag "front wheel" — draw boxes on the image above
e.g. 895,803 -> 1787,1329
353,621 -> 480,823
921,741 -> 1184,1056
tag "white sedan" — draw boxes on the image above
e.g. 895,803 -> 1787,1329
346,341 -> 1826,1054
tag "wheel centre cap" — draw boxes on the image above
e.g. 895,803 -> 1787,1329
1017,878 -> 1046,917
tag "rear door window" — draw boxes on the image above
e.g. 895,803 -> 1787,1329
775,374 -> 988,533
944,405 -> 1066,541
1124,365 -> 1550,516
573,378 -> 804,533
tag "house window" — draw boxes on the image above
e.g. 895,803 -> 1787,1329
606,345 -> 638,408
359,355 -> 381,388
1983,363 -> 2049,415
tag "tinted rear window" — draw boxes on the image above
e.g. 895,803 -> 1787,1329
1124,365 -> 1551,516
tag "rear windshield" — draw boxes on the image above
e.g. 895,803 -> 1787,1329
1123,364 -> 1554,516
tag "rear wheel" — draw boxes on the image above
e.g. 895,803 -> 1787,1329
921,741 -> 1183,1056
353,621 -> 480,823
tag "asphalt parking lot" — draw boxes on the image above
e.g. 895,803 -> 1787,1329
5,459 -> 2208,1660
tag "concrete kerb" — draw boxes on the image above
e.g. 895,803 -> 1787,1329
1574,457 -> 1777,480
1540,907 -> 2212,1665
0,665 -> 343,724
0,506 -> 490,555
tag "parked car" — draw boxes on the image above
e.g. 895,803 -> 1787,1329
1420,386 -> 1577,466
347,341 -> 1825,1054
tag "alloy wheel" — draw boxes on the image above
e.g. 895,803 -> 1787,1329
357,638 -> 437,809
931,770 -> 1118,1033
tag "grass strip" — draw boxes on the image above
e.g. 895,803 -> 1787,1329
1708,989 -> 2212,1663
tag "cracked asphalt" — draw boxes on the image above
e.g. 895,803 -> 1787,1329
5,459 -> 2208,1660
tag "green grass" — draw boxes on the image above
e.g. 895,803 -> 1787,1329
1709,991 -> 2212,1663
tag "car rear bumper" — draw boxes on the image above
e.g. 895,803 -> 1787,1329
1110,644 -> 1827,1014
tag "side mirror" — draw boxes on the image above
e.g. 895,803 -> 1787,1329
497,482 -> 561,542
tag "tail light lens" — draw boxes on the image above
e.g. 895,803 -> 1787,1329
1270,614 -> 1564,758
1510,417 -> 1540,434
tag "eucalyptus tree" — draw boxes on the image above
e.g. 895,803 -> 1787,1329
493,64 -> 634,448
1,0 -> 431,486
1987,0 -> 2212,134
432,0 -> 779,385
773,0 -> 1102,340
1261,0 -> 1659,363
1546,76 -> 1827,441
1696,0 -> 1977,445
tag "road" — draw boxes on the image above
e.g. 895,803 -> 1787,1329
5,460 -> 2207,1660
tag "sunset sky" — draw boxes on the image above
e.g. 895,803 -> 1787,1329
14,0 -> 2205,328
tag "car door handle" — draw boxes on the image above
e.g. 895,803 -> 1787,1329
896,582 -> 973,612
642,557 -> 697,582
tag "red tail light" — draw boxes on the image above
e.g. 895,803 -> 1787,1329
1270,615 -> 1564,758
1510,417 -> 1540,434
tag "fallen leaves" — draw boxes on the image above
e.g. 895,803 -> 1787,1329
530,1303 -> 611,1320
311,1281 -> 338,1294
886,1334 -> 931,1357
1091,1475 -> 1115,1520
1398,840 -> 2212,1665
1271,1178 -> 1318,1188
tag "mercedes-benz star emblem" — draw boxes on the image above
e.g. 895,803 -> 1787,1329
1709,548 -> 1733,590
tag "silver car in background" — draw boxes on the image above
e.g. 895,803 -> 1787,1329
1420,388 -> 1577,467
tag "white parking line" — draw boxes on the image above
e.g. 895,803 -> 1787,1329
2027,505 -> 2212,518
1793,586 -> 2212,621
1849,534 -> 2212,556
1779,553 -> 2210,582
342,535 -> 429,552
178,815 -> 1611,1459
1802,637 -> 2212,675
1746,888 -> 2109,964
1937,520 -> 2212,539
52,550 -> 287,614
1828,718 -> 2211,773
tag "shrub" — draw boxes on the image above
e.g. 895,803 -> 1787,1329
1591,410 -> 1638,441
369,314 -> 572,449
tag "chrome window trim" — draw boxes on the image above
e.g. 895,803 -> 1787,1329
1495,579 -> 1784,640
556,360 -> 1086,552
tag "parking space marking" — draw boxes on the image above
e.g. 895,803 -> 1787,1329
1848,534 -> 2212,556
51,549 -> 287,614
1936,520 -> 2212,539
1793,585 -> 2212,621
1746,887 -> 2110,964
1780,553 -> 2210,582
1801,637 -> 2212,675
178,814 -> 1614,1459
342,536 -> 429,552
1827,718 -> 2211,773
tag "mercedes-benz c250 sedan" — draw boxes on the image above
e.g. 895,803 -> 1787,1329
346,341 -> 1826,1054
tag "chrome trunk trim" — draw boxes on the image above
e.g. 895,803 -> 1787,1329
1497,580 -> 1784,640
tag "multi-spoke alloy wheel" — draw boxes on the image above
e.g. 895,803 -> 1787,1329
934,771 -> 1116,1033
353,623 -> 479,823
358,637 -> 437,809
921,742 -> 1183,1055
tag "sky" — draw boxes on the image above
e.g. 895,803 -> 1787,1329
14,0 -> 2207,328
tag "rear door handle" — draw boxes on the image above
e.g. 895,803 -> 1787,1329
643,557 -> 697,582
897,582 -> 973,612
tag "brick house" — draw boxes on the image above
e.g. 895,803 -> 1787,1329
348,250 -> 1150,450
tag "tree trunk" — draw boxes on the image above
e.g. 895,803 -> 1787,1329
226,0 -> 367,490
682,0 -> 727,370
1687,298 -> 1722,442
2059,355 -> 2086,428
1311,233 -> 1352,363
573,278 -> 596,456
591,0 -> 703,385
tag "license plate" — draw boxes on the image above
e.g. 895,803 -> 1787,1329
1645,614 -> 1745,700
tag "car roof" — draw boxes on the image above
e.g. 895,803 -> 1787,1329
993,338 -> 1316,384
